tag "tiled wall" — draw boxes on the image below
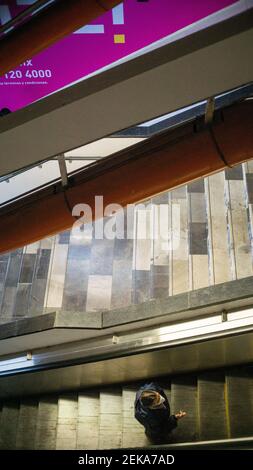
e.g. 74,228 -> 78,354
0,162 -> 253,324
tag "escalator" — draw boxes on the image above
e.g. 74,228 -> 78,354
0,365 -> 253,450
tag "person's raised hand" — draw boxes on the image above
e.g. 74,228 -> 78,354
175,410 -> 186,420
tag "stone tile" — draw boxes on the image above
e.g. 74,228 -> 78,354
225,165 -> 243,180
150,264 -> 169,299
46,244 -> 68,309
36,249 -> 51,279
113,239 -> 133,261
1,286 -> 17,319
229,180 -> 252,278
58,231 -> 71,244
135,208 -> 152,271
5,252 -> 22,287
132,270 -> 150,304
189,223 -> 208,255
151,192 -> 168,204
13,284 -> 32,318
191,255 -> 209,291
89,239 -> 114,276
111,259 -> 133,309
189,193 -> 206,223
28,249 -> 52,315
62,262 -> 89,311
19,253 -> 36,283
86,275 -> 112,311
246,173 -> 253,204
172,260 -> 189,295
0,261 -> 8,284
25,242 -> 40,254
247,160 -> 253,173
187,180 -> 205,193
171,186 -> 187,199
208,172 -> 231,284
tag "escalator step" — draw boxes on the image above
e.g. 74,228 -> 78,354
77,391 -> 99,450
16,398 -> 38,449
99,388 -> 122,449
226,368 -> 253,438
198,372 -> 228,440
56,394 -> 78,450
34,396 -> 58,450
0,402 -> 20,449
171,376 -> 198,442
122,386 -> 149,448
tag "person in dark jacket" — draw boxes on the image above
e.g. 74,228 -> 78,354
134,382 -> 186,444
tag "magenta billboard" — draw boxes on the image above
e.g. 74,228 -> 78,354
0,0 -> 239,112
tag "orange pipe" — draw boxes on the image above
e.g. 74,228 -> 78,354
0,0 -> 121,76
0,101 -> 252,254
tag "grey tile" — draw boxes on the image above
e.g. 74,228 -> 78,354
187,180 -> 205,193
124,205 -> 135,239
58,231 -> 71,244
151,265 -> 169,299
1,286 -> 17,318
62,244 -> 90,311
28,249 -> 51,315
13,284 -> 32,318
246,173 -> 253,203
19,254 -> 36,283
5,252 -> 23,287
151,193 -> 169,204
36,249 -> 51,279
189,223 -> 208,255
111,259 -> 133,309
114,239 -> 133,261
0,261 -> 8,284
132,270 -> 150,304
62,260 -> 90,312
171,186 -> 187,199
189,193 -> 206,223
67,244 -> 90,260
29,279 -> 47,315
90,239 -> 114,276
225,165 -> 243,180
0,253 -> 9,262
